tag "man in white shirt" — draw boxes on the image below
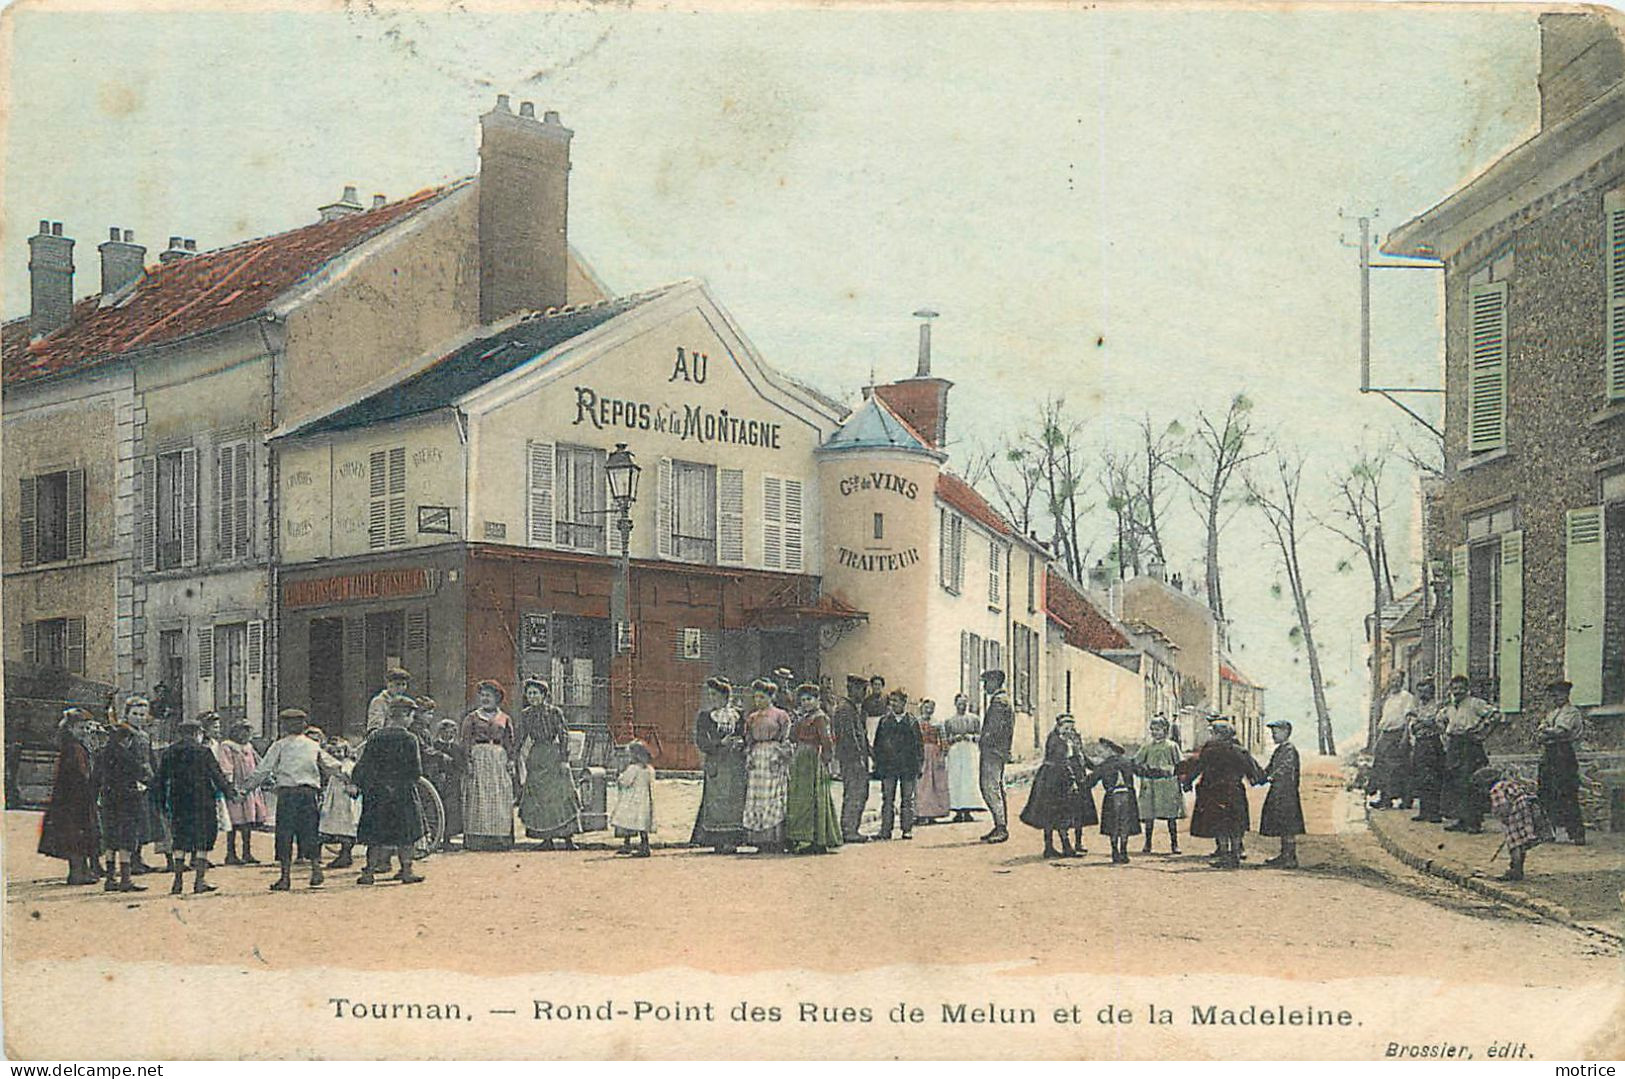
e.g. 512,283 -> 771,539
1537,679 -> 1586,845
367,668 -> 412,733
1439,675 -> 1501,833
243,708 -> 340,891
1369,671 -> 1418,810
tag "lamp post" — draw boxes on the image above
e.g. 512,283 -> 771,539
605,443 -> 641,738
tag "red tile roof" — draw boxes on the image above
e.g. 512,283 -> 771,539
935,471 -> 1013,537
3,184 -> 460,387
1045,569 -> 1131,652
1220,662 -> 1257,687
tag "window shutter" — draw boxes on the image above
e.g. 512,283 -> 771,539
65,618 -> 85,673
1498,530 -> 1523,713
21,622 -> 38,666
18,475 -> 37,567
245,619 -> 264,729
939,509 -> 951,590
1450,544 -> 1470,679
783,478 -> 804,572
196,625 -> 216,712
525,439 -> 555,547
405,609 -> 430,681
1467,282 -> 1508,452
1565,507 -> 1605,707
388,446 -> 407,547
1607,192 -> 1625,402
179,446 -> 199,566
346,616 -> 366,661
217,445 -> 234,557
718,468 -> 745,566
988,541 -> 1003,607
139,456 -> 158,572
237,442 -> 252,555
952,516 -> 965,592
368,449 -> 387,550
65,469 -> 85,560
762,476 -> 783,570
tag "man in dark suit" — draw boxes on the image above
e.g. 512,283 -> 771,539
831,677 -> 872,843
979,670 -> 1015,844
871,690 -> 922,840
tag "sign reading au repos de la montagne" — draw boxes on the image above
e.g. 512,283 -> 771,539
570,348 -> 785,449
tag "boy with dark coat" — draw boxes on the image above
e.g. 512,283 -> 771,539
1256,719 -> 1305,868
39,708 -> 100,885
1178,718 -> 1262,869
352,699 -> 427,885
871,690 -> 923,840
95,717 -> 153,892
156,717 -> 234,894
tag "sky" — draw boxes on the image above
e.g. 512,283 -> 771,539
2,2 -> 1543,747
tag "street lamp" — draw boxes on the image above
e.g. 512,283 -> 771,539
605,443 -> 640,659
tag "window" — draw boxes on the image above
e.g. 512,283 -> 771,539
1027,552 -> 1037,613
1467,281 -> 1508,453
1012,623 -> 1039,711
672,460 -> 717,563
939,509 -> 965,594
1452,526 -> 1524,710
368,447 -> 407,550
216,442 -> 252,559
213,622 -> 247,719
873,513 -> 885,541
142,448 -> 197,570
1605,191 -> 1625,403
983,637 -> 1003,688
959,631 -> 984,701
21,617 -> 84,672
761,475 -> 803,572
988,540 -> 1004,610
555,444 -> 607,553
17,469 -> 84,566
158,629 -> 185,713
1467,539 -> 1502,691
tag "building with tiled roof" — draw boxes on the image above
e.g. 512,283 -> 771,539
4,96 -> 607,727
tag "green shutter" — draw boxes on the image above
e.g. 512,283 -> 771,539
1451,544 -> 1470,678
1498,530 -> 1523,712
1468,281 -> 1508,452
1565,507 -> 1605,707
1607,192 -> 1625,402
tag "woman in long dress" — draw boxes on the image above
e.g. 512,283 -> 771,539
516,678 -> 581,850
1133,716 -> 1185,854
741,679 -> 793,853
1019,714 -> 1096,858
786,682 -> 843,854
943,694 -> 983,822
691,677 -> 747,852
39,708 -> 100,885
460,680 -> 517,851
913,699 -> 951,824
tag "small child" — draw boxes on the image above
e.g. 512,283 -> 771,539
610,741 -> 655,858
216,721 -> 268,865
319,738 -> 362,869
1476,766 -> 1553,882
1133,717 -> 1184,854
1087,738 -> 1142,865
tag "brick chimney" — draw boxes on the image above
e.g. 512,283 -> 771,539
478,95 -> 572,324
27,220 -> 74,339
158,236 -> 198,264
1539,11 -> 1625,129
98,227 -> 146,295
871,309 -> 953,448
318,184 -> 365,222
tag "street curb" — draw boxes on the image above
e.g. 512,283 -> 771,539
1365,809 -> 1623,945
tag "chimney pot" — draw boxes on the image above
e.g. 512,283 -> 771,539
519,101 -> 536,118
543,109 -> 561,125
38,219 -> 50,235
184,239 -> 196,252
371,194 -> 386,210
123,229 -> 134,242
51,222 -> 63,236
169,236 -> 182,248
342,185 -> 358,203
109,227 -> 121,241
496,93 -> 511,111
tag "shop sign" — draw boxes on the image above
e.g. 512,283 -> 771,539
837,472 -> 920,499
522,613 -> 551,653
835,547 -> 921,572
284,567 -> 434,609
572,385 -> 784,450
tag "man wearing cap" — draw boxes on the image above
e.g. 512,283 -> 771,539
156,717 -> 234,895
1536,679 -> 1586,845
830,676 -> 872,843
978,669 -> 1015,843
771,668 -> 798,714
96,709 -> 154,892
1369,670 -> 1417,810
871,690 -> 923,840
1257,719 -> 1304,868
368,668 -> 412,733
1440,675 -> 1501,833
860,675 -> 889,747
242,708 -> 341,891
352,695 -> 427,885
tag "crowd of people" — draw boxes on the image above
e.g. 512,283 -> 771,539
33,663 -> 1316,895
1366,671 -> 1587,881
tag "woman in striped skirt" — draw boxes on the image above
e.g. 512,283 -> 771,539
741,679 -> 793,853
459,680 -> 517,851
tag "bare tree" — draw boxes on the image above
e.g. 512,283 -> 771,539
1136,415 -> 1180,566
1168,393 -> 1265,626
1101,444 -> 1145,578
1245,448 -> 1337,756
1026,397 -> 1091,580
983,441 -> 1042,537
958,444 -> 998,491
1320,446 -> 1397,753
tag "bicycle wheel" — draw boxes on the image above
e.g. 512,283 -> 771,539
414,776 -> 445,860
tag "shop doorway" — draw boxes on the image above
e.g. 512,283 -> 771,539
550,615 -> 611,729
309,618 -> 345,734
365,610 -> 406,696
